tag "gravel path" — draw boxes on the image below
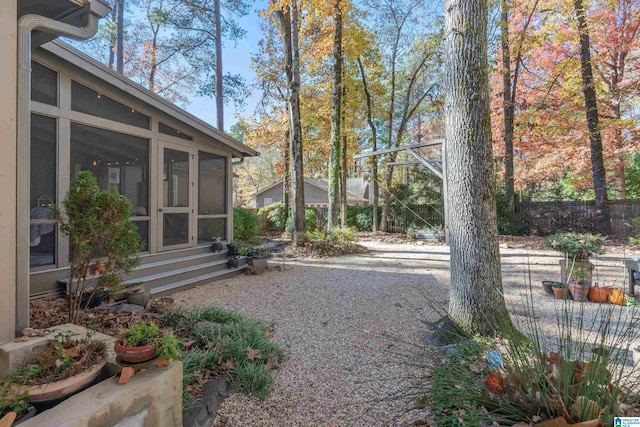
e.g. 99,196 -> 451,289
172,241 -> 636,426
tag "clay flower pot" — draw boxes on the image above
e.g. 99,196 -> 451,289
542,281 -> 561,296
588,286 -> 609,303
568,282 -> 590,302
114,341 -> 156,364
552,285 -> 567,299
24,361 -> 106,403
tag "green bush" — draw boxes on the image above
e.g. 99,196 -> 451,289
233,208 -> 259,241
305,208 -> 317,232
544,232 -> 606,260
258,202 -> 287,231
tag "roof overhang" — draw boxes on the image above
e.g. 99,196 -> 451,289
41,41 -> 259,158
18,0 -> 111,47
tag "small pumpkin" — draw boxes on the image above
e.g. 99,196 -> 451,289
609,288 -> 626,306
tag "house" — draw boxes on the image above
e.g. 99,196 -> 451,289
255,177 -> 370,209
0,0 -> 257,343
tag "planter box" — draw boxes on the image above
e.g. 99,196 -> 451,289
1,324 -> 182,427
249,257 -> 267,272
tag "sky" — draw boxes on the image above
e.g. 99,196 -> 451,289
185,0 -> 269,132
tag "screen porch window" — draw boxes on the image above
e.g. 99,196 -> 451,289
197,151 -> 227,243
70,123 -> 150,251
30,114 -> 57,268
71,80 -> 150,129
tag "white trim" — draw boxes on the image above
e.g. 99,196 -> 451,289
42,41 -> 258,158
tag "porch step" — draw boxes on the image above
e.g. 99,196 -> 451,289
123,258 -> 233,289
148,261 -> 248,297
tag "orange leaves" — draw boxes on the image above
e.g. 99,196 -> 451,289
483,371 -> 504,396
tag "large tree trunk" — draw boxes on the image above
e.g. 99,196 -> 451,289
283,130 -> 290,214
356,57 -> 379,231
288,0 -> 305,241
573,0 -> 611,232
116,0 -> 124,74
444,0 -> 515,336
328,0 -> 342,230
501,0 -> 515,217
214,0 -> 224,130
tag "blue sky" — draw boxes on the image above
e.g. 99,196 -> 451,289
185,0 -> 268,132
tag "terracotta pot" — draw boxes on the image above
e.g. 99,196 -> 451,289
588,287 -> 609,303
552,286 -> 567,299
114,341 -> 156,364
24,361 -> 106,403
568,282 -> 590,302
542,281 -> 560,296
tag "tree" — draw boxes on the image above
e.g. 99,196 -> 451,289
573,0 -> 610,232
274,0 -> 305,242
444,0 -> 515,335
328,0 -> 343,229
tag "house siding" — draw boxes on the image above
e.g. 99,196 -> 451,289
0,0 -> 17,343
256,181 -> 330,209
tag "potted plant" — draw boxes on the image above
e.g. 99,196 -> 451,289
210,238 -> 223,253
226,241 -> 241,269
552,282 -> 568,300
542,281 -> 561,296
568,267 -> 590,302
242,246 -> 267,272
544,232 -> 605,285
10,333 -> 107,403
115,321 -> 181,365
588,282 -> 610,303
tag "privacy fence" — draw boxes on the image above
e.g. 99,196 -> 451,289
258,199 -> 640,235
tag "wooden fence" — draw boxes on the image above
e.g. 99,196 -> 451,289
516,199 -> 640,235
258,199 -> 640,235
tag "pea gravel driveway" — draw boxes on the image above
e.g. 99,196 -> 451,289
171,240 -> 631,426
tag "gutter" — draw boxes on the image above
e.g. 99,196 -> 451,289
16,8 -> 102,334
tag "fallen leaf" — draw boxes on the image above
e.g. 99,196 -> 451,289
394,303 -> 403,308
265,352 -> 280,371
219,358 -> 237,371
14,336 -> 30,342
538,417 -> 569,427
63,346 -> 79,358
413,397 -> 428,409
247,347 -> 262,360
484,372 -> 503,395
422,370 -> 433,379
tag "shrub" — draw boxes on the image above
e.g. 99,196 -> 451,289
233,208 -> 259,241
545,232 -> 606,260
305,208 -> 317,232
52,171 -> 141,323
259,202 -> 287,231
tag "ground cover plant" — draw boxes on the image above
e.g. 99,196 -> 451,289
162,306 -> 285,412
422,290 -> 640,426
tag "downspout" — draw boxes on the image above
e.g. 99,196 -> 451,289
16,11 -> 100,334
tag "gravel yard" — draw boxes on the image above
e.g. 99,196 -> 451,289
172,240 -> 637,426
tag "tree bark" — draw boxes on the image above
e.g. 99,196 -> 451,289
109,0 -> 118,69
116,0 -> 125,74
444,0 -> 515,336
283,130 -> 290,214
501,0 -> 515,217
288,0 -> 305,241
573,0 -> 611,232
328,0 -> 342,230
214,0 -> 224,130
357,57 -> 378,231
